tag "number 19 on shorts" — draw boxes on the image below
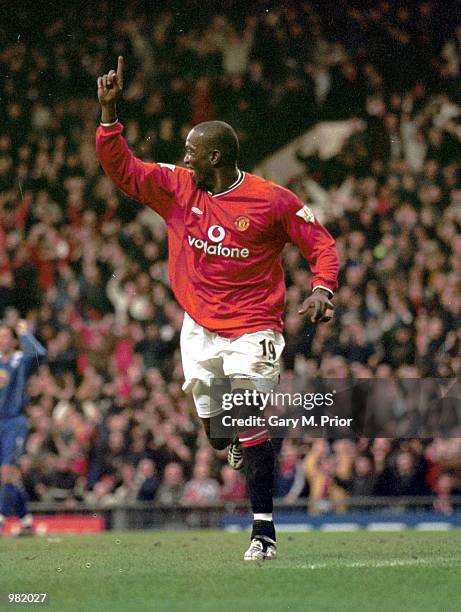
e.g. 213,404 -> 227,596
259,339 -> 276,360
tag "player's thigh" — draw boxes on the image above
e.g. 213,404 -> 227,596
223,329 -> 285,391
180,312 -> 224,396
0,417 -> 28,469
190,378 -> 230,420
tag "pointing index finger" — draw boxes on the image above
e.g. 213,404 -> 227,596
116,56 -> 124,88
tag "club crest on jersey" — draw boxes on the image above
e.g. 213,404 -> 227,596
296,205 -> 315,224
0,368 -> 10,389
235,216 -> 250,231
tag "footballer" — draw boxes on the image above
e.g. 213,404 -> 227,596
96,57 -> 339,560
0,320 -> 47,535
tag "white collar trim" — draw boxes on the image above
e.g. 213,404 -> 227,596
209,170 -> 244,197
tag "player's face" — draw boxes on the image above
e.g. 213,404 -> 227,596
184,130 -> 214,190
0,327 -> 14,354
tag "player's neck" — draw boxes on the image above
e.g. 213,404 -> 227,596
210,167 -> 240,196
0,349 -> 12,361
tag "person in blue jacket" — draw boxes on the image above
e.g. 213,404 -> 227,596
0,319 -> 47,535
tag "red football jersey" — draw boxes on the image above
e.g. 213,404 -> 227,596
96,122 -> 339,338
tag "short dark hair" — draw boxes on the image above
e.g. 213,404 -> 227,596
192,120 -> 239,166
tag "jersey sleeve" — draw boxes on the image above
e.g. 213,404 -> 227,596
274,187 -> 339,294
96,121 -> 191,220
18,333 -> 47,375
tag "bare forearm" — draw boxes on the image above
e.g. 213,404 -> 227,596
101,102 -> 117,124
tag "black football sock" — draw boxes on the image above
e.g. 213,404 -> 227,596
251,519 -> 276,543
243,440 -> 276,542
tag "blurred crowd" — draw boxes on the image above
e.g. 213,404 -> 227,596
1,0 -> 461,511
280,437 -> 461,514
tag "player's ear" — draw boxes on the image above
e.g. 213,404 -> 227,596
210,149 -> 221,166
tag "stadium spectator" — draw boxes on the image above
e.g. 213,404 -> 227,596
156,462 -> 186,506
274,444 -> 305,499
433,473 -> 457,514
376,451 -> 429,498
111,463 -> 138,504
181,464 -> 220,507
304,440 -> 353,514
84,476 -> 117,507
334,454 -> 377,498
135,458 -> 159,502
220,465 -> 246,504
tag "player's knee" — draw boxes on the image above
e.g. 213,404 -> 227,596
201,416 -> 230,450
0,464 -> 14,483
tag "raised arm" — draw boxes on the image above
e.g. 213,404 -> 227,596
96,57 -> 190,219
16,319 -> 47,363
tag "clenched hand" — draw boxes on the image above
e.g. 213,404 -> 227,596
298,289 -> 334,323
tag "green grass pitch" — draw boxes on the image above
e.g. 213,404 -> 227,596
1,530 -> 461,611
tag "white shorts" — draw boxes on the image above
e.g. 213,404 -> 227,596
181,313 -> 285,419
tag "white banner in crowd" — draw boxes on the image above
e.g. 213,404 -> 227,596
254,119 -> 366,186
